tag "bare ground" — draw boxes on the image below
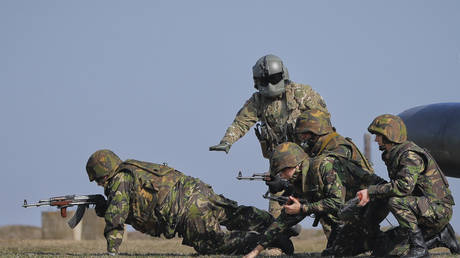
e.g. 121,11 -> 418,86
0,225 -> 455,257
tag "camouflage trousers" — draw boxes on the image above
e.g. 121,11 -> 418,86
163,176 -> 274,255
388,196 -> 452,235
373,196 -> 453,256
325,198 -> 389,257
259,210 -> 306,248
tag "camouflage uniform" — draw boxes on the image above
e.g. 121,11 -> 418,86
221,82 -> 328,157
220,83 -> 328,217
102,159 -> 273,254
367,114 -> 456,257
295,109 -> 387,246
368,141 -> 455,253
260,155 -> 344,248
263,142 -> 385,256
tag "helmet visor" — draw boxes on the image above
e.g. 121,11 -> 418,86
254,72 -> 283,87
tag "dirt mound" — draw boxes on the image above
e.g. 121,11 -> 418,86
293,228 -> 325,241
0,225 -> 41,240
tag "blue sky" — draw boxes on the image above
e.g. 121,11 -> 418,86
1,0 -> 460,233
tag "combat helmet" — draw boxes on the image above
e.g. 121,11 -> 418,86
270,142 -> 308,176
368,114 -> 407,143
86,149 -> 122,182
253,54 -> 290,98
295,109 -> 333,136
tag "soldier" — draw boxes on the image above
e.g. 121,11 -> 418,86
357,114 -> 459,258
209,54 -> 328,217
293,109 -> 387,243
86,149 -> 294,255
245,142 -> 385,258
295,108 -> 373,174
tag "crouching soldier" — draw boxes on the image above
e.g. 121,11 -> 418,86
245,142 -> 386,258
358,114 -> 459,258
293,108 -> 387,245
86,149 -> 292,255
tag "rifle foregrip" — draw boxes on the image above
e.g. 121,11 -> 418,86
60,207 -> 67,218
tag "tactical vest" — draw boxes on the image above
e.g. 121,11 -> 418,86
299,157 -> 325,202
114,160 -> 185,236
312,132 -> 374,173
384,141 -> 454,205
296,156 -> 344,226
301,153 -> 382,202
255,82 -> 328,157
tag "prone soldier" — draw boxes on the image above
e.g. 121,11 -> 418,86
357,114 -> 460,258
209,54 -> 329,217
86,149 -> 294,255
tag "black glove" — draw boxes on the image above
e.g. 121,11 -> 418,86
209,141 -> 231,154
94,195 -> 108,218
266,175 -> 291,194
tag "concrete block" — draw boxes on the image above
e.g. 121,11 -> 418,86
42,208 -> 128,240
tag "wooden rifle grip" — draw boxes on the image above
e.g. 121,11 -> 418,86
60,207 -> 67,218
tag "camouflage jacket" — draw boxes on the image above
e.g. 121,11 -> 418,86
296,156 -> 346,220
103,160 -> 186,253
220,82 -> 328,146
368,141 -> 455,206
259,156 -> 345,247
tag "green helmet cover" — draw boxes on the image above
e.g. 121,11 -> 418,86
86,149 -> 122,181
270,142 -> 308,176
295,109 -> 333,136
368,114 -> 407,143
253,54 -> 289,98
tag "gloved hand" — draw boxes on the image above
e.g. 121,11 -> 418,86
209,141 -> 231,154
94,195 -> 108,217
266,175 -> 290,194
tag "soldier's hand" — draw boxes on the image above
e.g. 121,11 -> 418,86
209,142 -> 231,154
266,175 -> 290,194
284,196 -> 301,215
357,189 -> 370,207
94,195 -> 108,217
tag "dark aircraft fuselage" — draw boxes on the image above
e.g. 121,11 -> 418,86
398,102 -> 460,178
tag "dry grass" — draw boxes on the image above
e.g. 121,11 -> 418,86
0,226 -> 455,257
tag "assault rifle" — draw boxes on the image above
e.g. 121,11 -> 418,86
236,171 -> 269,180
22,194 -> 105,229
262,191 -> 320,227
337,196 -> 361,221
237,171 -> 294,195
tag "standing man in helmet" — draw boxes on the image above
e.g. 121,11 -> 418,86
86,149 -> 295,255
245,142 -> 385,258
293,109 -> 388,243
357,114 -> 459,258
209,54 -> 329,217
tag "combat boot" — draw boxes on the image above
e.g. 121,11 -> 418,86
402,228 -> 430,258
425,223 -> 460,254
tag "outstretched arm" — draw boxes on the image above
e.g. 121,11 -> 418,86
103,172 -> 133,255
